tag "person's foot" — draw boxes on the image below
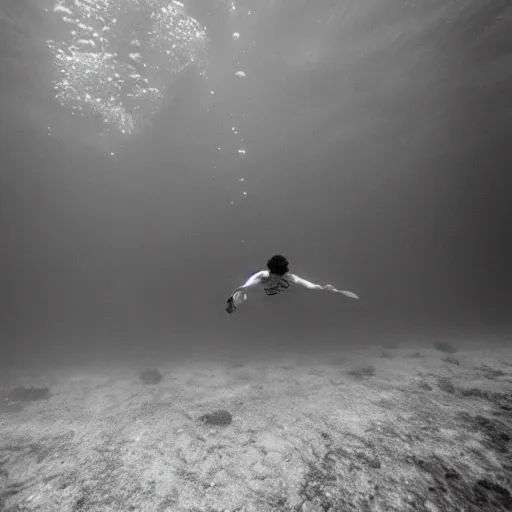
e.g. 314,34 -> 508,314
340,290 -> 359,299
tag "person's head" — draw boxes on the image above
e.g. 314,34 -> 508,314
266,254 -> 289,276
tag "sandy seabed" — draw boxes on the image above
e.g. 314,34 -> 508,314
0,343 -> 511,512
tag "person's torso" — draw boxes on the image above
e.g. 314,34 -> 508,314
259,271 -> 291,296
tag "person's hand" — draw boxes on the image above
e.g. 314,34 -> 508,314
324,285 -> 359,299
226,297 -> 236,314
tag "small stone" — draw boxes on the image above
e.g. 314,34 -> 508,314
248,479 -> 265,492
252,462 -> 270,478
437,377 -> 455,394
433,341 -> 457,354
198,410 -> 232,426
139,369 -> 162,385
347,365 -> 376,379
8,386 -> 50,402
302,502 -> 323,512
243,447 -> 261,464
425,500 -> 439,512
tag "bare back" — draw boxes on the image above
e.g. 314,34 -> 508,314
258,271 -> 292,296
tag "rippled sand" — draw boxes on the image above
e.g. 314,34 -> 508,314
1,342 -> 511,511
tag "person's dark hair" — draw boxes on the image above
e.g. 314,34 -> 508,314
267,254 -> 289,276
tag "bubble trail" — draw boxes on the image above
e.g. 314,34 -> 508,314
48,0 -> 209,135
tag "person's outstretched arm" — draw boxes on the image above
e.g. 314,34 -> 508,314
226,271 -> 266,313
287,274 -> 323,290
288,274 -> 359,299
230,270 -> 266,296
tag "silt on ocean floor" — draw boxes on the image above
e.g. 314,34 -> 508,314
0,341 -> 511,512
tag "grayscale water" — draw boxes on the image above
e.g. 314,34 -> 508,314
0,1 -> 511,511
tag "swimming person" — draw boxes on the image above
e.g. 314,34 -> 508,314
226,254 -> 359,314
